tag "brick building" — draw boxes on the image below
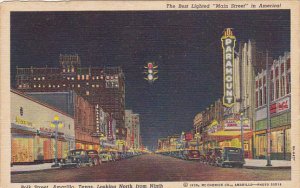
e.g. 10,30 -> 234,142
15,54 -> 126,140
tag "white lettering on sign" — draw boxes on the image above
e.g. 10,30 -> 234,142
221,28 -> 236,107
224,119 -> 250,130
271,97 -> 290,115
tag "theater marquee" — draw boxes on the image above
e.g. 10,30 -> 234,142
221,28 -> 236,107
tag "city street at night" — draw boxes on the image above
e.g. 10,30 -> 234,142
7,9 -> 293,185
11,154 -> 291,183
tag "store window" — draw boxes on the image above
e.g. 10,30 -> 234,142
285,129 -> 291,153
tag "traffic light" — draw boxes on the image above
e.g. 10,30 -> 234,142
144,62 -> 158,83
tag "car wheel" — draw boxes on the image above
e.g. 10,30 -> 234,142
93,158 -> 98,166
88,158 -> 93,167
76,160 -> 82,168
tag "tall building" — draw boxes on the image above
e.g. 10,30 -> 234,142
15,54 -> 126,140
254,52 -> 291,160
125,110 -> 141,150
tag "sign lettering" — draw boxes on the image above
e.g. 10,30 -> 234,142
222,28 -> 236,107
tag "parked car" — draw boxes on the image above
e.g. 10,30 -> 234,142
60,149 -> 93,168
111,152 -> 121,161
86,150 -> 101,166
182,150 -> 201,160
215,147 -> 245,168
209,148 -> 223,166
99,151 -> 113,162
203,148 -> 213,164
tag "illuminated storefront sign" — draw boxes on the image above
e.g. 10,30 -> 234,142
221,28 -> 236,107
224,118 -> 250,130
185,133 -> 193,141
270,96 -> 290,115
107,114 -> 113,140
15,116 -> 33,127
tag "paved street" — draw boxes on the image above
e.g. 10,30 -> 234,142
11,154 -> 291,182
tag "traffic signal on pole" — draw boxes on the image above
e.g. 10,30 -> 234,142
144,62 -> 158,83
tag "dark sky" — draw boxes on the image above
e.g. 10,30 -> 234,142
11,10 -> 290,150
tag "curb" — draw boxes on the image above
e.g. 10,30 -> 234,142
11,167 -> 60,175
244,166 -> 291,170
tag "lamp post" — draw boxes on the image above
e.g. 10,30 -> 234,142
196,132 -> 200,151
51,115 -> 63,168
265,51 -> 272,166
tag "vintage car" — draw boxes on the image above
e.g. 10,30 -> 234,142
209,148 -> 223,165
86,150 -> 101,165
215,147 -> 245,168
99,151 -> 113,162
60,149 -> 93,168
182,150 -> 201,160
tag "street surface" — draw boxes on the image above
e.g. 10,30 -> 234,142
11,154 -> 291,182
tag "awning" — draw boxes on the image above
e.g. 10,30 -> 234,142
207,131 -> 253,141
11,123 -> 36,133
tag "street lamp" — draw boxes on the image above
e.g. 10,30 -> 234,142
51,115 -> 63,168
195,133 -> 200,151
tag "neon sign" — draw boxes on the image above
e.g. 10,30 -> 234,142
221,28 -> 236,107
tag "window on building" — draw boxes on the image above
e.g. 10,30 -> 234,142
270,80 -> 274,101
96,84 -> 99,88
34,85 -> 36,88
259,87 -> 263,106
86,91 -> 89,96
276,79 -> 279,99
42,77 -> 45,80
63,69 -> 66,73
38,84 -> 41,88
78,84 -> 80,88
34,77 -> 36,80
286,72 -> 291,94
82,75 -> 85,80
86,75 -> 89,80
281,75 -> 285,97
71,67 -> 74,72
49,84 -> 51,88
263,86 -> 266,105
38,77 -> 41,80
71,77 -> 74,80
67,77 -> 70,80
92,85 -> 95,88
53,85 -> 56,88
58,85 -> 60,88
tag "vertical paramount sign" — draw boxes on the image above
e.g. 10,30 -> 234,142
221,28 -> 236,107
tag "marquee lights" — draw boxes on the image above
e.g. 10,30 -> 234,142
221,28 -> 236,107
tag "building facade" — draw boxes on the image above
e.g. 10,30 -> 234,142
254,52 -> 291,160
125,110 -> 141,150
26,91 -> 101,151
15,54 -> 126,140
11,90 -> 75,164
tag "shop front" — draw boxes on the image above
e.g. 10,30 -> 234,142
11,90 -> 75,164
254,96 -> 291,160
204,119 -> 253,158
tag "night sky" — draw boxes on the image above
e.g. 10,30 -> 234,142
11,10 -> 290,150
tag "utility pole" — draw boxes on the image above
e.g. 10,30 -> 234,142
239,46 -> 244,158
266,50 -> 272,166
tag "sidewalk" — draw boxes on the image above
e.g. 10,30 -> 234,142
11,163 -> 59,174
244,159 -> 291,169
